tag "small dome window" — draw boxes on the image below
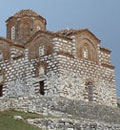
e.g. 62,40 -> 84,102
37,26 -> 41,31
39,44 -> 45,56
11,26 -> 15,40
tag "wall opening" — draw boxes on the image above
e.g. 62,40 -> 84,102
11,26 -> 15,40
39,81 -> 44,95
39,44 -> 45,56
0,85 -> 3,97
82,46 -> 89,59
0,51 -> 3,61
88,82 -> 93,101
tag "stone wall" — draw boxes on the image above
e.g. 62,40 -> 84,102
0,96 -> 120,129
27,118 -> 120,130
0,32 -> 117,108
99,49 -> 111,65
0,47 -> 61,97
55,54 -> 117,107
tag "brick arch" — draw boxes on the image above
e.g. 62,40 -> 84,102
28,35 -> 53,59
77,38 -> 98,63
34,20 -> 45,32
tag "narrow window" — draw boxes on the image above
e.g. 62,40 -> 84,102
11,26 -> 15,40
39,45 -> 45,56
83,46 -> 88,59
0,51 -> 3,60
0,75 -> 3,82
0,85 -> 3,97
88,82 -> 93,101
39,81 -> 44,95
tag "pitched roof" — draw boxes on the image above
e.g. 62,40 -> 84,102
0,37 -> 24,48
6,9 -> 46,24
56,28 -> 101,43
25,30 -> 72,46
100,47 -> 111,54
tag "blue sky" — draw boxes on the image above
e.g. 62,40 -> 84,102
0,0 -> 120,96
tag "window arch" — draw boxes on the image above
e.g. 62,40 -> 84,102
11,26 -> 15,40
77,39 -> 98,63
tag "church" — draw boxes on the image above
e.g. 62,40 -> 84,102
0,9 -> 117,107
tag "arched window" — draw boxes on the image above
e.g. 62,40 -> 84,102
82,46 -> 88,59
11,26 -> 15,40
39,66 -> 45,75
39,45 -> 45,56
87,82 -> 93,102
37,26 -> 41,31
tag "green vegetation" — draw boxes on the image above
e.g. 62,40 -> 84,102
0,110 -> 42,130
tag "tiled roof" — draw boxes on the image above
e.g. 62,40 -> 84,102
0,37 -> 25,48
56,28 -> 101,43
14,9 -> 39,17
25,30 -> 72,46
56,29 -> 76,36
6,9 -> 46,24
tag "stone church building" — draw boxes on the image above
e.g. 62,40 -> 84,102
0,10 -> 117,107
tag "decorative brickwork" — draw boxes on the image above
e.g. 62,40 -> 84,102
6,10 -> 46,44
0,9 -> 117,107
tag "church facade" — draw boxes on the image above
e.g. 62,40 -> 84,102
0,10 -> 117,107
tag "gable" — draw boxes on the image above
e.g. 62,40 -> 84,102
72,29 -> 100,46
26,31 -> 53,59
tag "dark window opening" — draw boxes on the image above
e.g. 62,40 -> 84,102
39,81 -> 44,95
88,82 -> 93,101
0,85 -> 3,97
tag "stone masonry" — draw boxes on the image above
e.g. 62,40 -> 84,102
0,96 -> 120,130
0,9 -> 117,107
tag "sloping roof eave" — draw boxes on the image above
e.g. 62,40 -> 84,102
0,37 -> 25,48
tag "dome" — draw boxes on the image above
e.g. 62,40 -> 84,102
6,9 -> 47,44
14,9 -> 39,17
6,9 -> 46,23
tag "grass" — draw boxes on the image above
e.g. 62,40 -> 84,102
0,110 -> 42,130
0,109 -> 87,130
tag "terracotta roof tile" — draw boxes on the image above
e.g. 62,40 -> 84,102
0,37 -> 25,48
25,30 -> 72,46
6,9 -> 46,24
56,28 -> 101,43
14,9 -> 38,17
